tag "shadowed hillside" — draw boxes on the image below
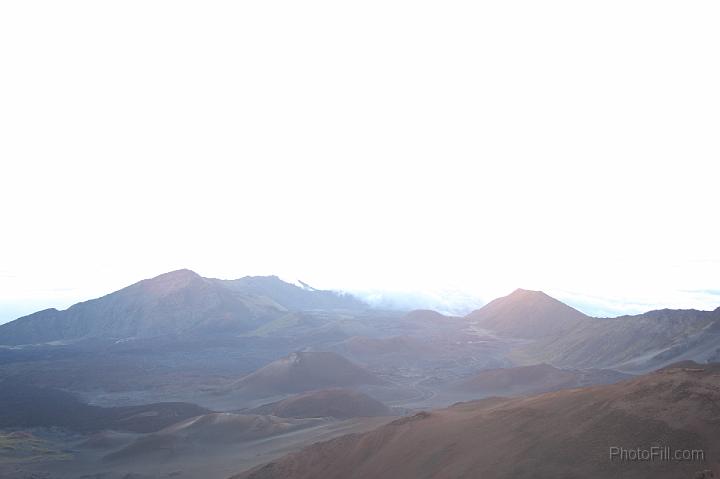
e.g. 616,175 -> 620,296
230,352 -> 386,398
0,380 -> 210,433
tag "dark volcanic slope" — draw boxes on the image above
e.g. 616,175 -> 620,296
466,288 -> 589,339
249,389 -> 391,419
233,363 -> 720,479
453,363 -> 632,397
0,381 -> 209,433
232,352 -> 385,397
0,270 -> 367,345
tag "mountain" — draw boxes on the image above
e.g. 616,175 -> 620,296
466,290 -> 720,371
233,363 -> 720,479
466,288 -> 589,339
518,307 -> 720,371
230,352 -> 386,398
453,363 -> 632,397
0,270 -> 367,345
249,389 -> 391,419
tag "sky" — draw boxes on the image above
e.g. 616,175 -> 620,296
1,1 -> 719,324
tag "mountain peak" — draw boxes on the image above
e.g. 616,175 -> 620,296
508,288 -> 547,298
138,269 -> 204,296
503,288 -> 573,307
512,287 -> 540,293
153,269 -> 201,280
466,288 -> 588,339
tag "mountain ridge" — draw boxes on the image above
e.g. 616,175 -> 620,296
517,306 -> 720,371
0,270 -> 367,346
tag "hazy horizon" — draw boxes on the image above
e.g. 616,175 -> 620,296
2,266 -> 719,326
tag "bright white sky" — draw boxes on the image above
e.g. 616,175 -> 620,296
1,1 -> 719,323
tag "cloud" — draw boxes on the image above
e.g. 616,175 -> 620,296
0,1 -> 718,314
349,288 -> 484,316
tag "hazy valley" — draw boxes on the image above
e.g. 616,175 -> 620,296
1,270 -> 718,478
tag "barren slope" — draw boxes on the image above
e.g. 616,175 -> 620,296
234,363 -> 720,479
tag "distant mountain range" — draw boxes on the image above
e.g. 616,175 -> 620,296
0,270 -> 366,345
516,306 -> 720,371
1,271 -> 719,373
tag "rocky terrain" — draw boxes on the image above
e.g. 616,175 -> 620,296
233,363 -> 720,479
